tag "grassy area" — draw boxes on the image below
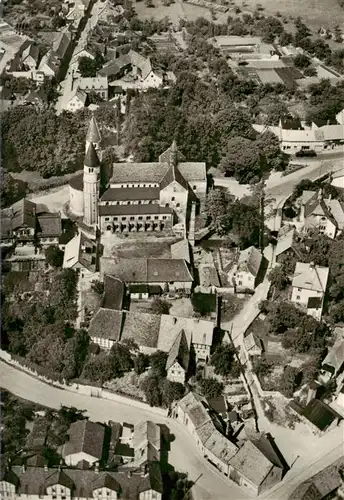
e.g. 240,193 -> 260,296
221,293 -> 249,321
262,397 -> 302,429
113,239 -> 175,259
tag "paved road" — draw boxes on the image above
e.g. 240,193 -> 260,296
0,361 -> 251,500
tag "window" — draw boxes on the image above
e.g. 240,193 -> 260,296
154,216 -> 159,220
138,200 -> 142,204
162,216 -> 167,220
130,216 -> 135,220
165,203 -> 169,207
298,288 -> 301,292
105,217 -> 109,221
172,197 -> 175,201
193,185 -> 197,190
146,216 -> 151,220
89,168 -> 93,173
113,217 -> 118,221
176,203 -> 180,207
138,216 -> 143,220
238,281 -> 242,286
122,217 -> 126,220
296,295 -> 301,300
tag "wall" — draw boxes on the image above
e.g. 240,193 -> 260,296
69,185 -> 84,217
0,350 -> 167,417
65,451 -> 98,467
159,181 -> 188,222
291,286 -> 323,308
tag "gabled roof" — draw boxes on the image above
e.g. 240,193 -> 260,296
229,439 -> 280,487
11,198 -> 36,230
101,275 -> 124,310
158,141 -> 186,164
121,311 -> 161,348
166,329 -> 190,371
187,402 -> 212,430
36,213 -> 62,237
158,315 -> 213,351
160,163 -> 189,191
84,142 -> 100,168
237,246 -> 262,277
22,43 -> 39,62
62,420 -> 105,460
170,239 -> 191,263
204,429 -> 238,464
100,187 -> 159,202
275,228 -> 295,257
63,232 -> 97,271
68,88 -> 87,105
289,463 -> 342,500
292,262 -> 329,293
106,258 -> 193,283
92,473 -> 121,492
86,115 -> 101,144
301,399 -> 342,431
53,30 -> 71,59
133,421 -> 161,463
88,308 -> 123,341
45,470 -> 74,490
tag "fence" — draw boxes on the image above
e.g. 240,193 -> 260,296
0,349 -> 167,417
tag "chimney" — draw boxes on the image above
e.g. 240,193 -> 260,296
22,465 -> 26,473
309,261 -> 315,269
317,188 -> 322,201
44,464 -> 48,472
95,462 -> 99,473
173,317 -> 177,324
328,194 -> 332,202
127,470 -> 132,478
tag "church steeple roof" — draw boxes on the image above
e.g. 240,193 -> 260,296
86,115 -> 101,144
84,142 -> 100,168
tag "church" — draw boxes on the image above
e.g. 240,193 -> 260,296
69,116 -> 208,236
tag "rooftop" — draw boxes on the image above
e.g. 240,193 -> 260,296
63,232 -> 97,272
292,262 -> 329,293
158,315 -> 214,352
170,239 -> 190,263
302,399 -> 342,431
322,340 -> 344,374
229,440 -> 278,486
237,246 -> 262,277
100,187 -> 160,202
98,204 -> 172,217
187,402 -> 212,430
166,330 -> 190,371
62,420 -> 105,460
105,258 -> 193,284
204,429 -> 238,464
88,308 -> 123,341
121,311 -> 161,348
36,213 -> 62,237
101,276 -> 124,311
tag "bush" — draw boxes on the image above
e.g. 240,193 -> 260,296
45,246 -> 64,268
150,298 -> 171,315
191,293 -> 216,316
199,377 -> 224,398
211,344 -> 236,377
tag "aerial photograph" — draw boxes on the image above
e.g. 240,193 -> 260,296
0,0 -> 344,498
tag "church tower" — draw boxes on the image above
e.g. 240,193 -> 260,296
83,142 -> 100,227
86,115 -> 101,153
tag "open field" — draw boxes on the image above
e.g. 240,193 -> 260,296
235,0 -> 344,31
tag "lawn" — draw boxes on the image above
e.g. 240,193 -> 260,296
235,0 -> 344,31
102,235 -> 178,259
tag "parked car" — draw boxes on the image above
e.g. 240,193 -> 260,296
295,150 -> 317,157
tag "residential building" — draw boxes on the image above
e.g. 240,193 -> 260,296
253,119 -> 344,154
132,421 -> 161,465
275,228 -> 303,263
88,308 -> 123,350
290,399 -> 343,435
53,29 -> 72,60
100,50 -> 165,90
228,246 -> 263,291
170,239 -> 191,263
299,189 -> 344,239
62,420 -> 105,466
76,76 -> 109,100
158,314 -> 214,363
166,330 -> 191,384
0,199 -> 62,249
62,231 -> 98,272
100,258 -> 193,294
291,262 -> 329,320
38,50 -> 59,77
21,43 -> 39,69
64,88 -> 87,112
101,275 -> 124,310
0,463 -> 163,500
321,340 -> 344,381
228,437 -> 283,495
289,460 -> 343,500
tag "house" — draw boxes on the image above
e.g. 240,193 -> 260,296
24,89 -> 48,109
166,330 -> 191,384
76,76 -> 108,100
0,199 -> 63,249
228,436 -> 284,495
289,461 -> 343,500
21,43 -> 39,69
291,262 -> 329,320
88,308 -> 123,350
62,420 -> 105,466
0,463 -> 163,500
331,168 -> 344,190
120,310 -> 161,354
38,50 -> 59,77
170,239 -> 191,263
299,190 -> 344,239
132,421 -> 161,465
244,332 -> 264,356
229,246 -> 263,291
208,36 -> 278,62
275,228 -> 302,262
64,88 -> 87,112
158,314 -> 214,363
321,340 -> 344,381
101,258 -> 193,294
101,275 -> 124,310
291,399 -> 343,434
53,29 -> 72,60
100,50 -> 164,90
62,232 -> 98,272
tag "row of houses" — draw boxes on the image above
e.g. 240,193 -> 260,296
253,114 -> 344,154
0,417 -> 164,499
174,392 -> 285,496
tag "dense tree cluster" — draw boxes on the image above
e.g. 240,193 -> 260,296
0,169 -> 28,208
199,377 -> 224,399
211,344 -> 239,378
205,189 -> 261,247
78,53 -> 104,78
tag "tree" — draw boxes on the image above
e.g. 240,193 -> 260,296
211,344 -> 236,377
252,356 -> 273,377
199,377 -> 224,399
205,188 -> 233,235
268,266 -> 289,290
109,343 -> 134,377
0,169 -> 27,208
45,245 -> 64,268
279,366 -> 301,397
294,54 -> 311,69
149,350 -> 168,377
150,298 -> 171,315
161,379 -> 185,406
91,280 -> 104,295
219,136 -> 263,183
134,352 -> 149,375
78,52 -> 104,78
162,471 -> 194,500
140,375 -> 162,406
268,302 -> 304,334
191,293 -> 216,316
304,67 -> 317,77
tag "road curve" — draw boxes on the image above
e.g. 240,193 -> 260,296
0,361 -> 251,500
